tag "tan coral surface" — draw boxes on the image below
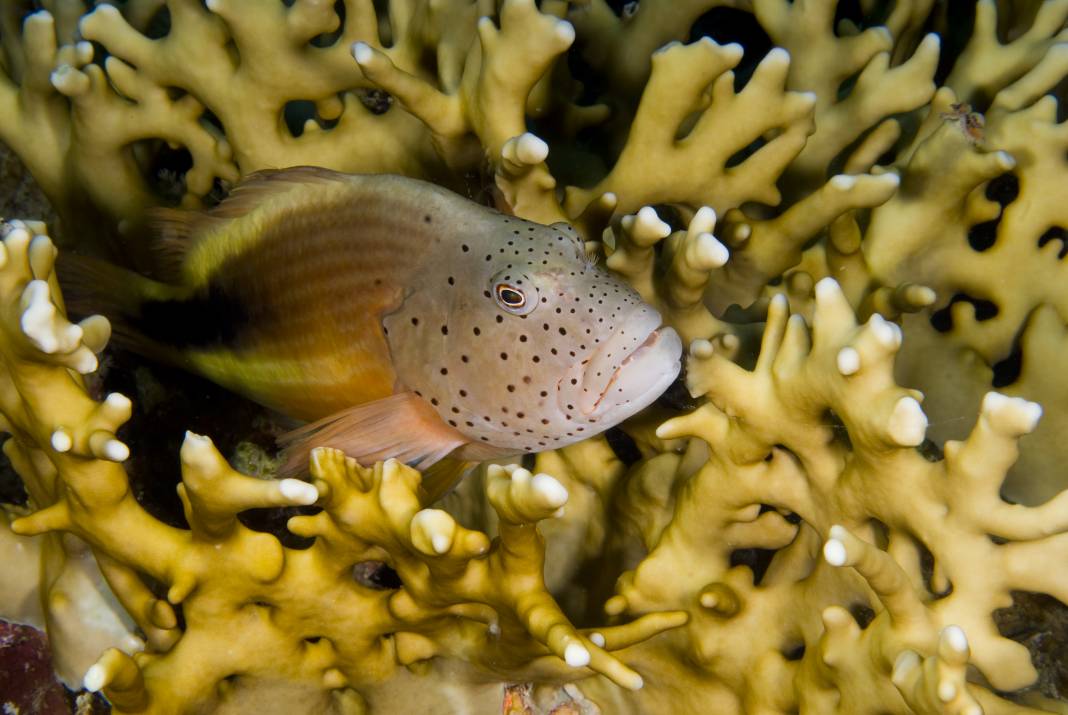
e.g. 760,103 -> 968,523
2,0 -> 1068,714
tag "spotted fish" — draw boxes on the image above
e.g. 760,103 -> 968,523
61,167 -> 682,492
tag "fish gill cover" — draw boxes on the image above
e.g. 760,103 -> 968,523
0,0 -> 1067,714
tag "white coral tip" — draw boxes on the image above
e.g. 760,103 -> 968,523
75,41 -> 94,64
937,680 -> 957,703
982,391 -> 1043,433
279,479 -> 319,505
589,632 -> 606,647
351,42 -> 373,64
690,206 -> 717,234
994,151 -> 1015,171
51,429 -> 73,453
920,32 -> 941,51
877,172 -> 901,187
836,347 -> 860,375
21,280 -> 59,353
73,349 -> 98,375
83,663 -> 106,692
891,650 -> 920,686
635,206 -> 670,238
830,174 -> 857,191
554,19 -> 576,45
532,472 -> 568,509
723,42 -> 744,61
694,233 -> 729,268
106,392 -> 132,411
765,47 -> 790,66
868,313 -> 901,349
814,277 -> 841,304
943,624 -> 968,654
180,431 -> 214,465
689,338 -> 714,358
828,524 -> 849,541
103,439 -> 130,462
888,396 -> 927,446
431,533 -> 450,554
564,642 -> 591,668
515,133 -> 549,165
823,537 -> 847,566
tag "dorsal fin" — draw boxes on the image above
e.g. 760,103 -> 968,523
208,166 -> 352,220
147,166 -> 353,279
146,207 -> 225,280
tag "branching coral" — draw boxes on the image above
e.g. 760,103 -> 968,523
587,281 -> 1068,714
4,0 -> 1068,713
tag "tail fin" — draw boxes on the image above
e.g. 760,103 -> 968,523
56,253 -> 186,363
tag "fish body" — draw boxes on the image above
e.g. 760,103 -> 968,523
62,168 -> 682,481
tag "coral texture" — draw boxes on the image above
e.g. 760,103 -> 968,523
2,0 -> 1068,714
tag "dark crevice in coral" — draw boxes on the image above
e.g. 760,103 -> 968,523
991,340 -> 1023,388
372,0 -> 393,46
782,642 -> 806,661
0,456 -> 27,506
131,140 -> 192,207
655,366 -> 697,412
986,172 -> 1020,206
994,592 -> 1068,700
283,100 -> 317,137
602,0 -> 629,18
930,292 -> 998,333
239,505 -> 320,549
88,349 -> 287,534
604,426 -> 641,466
867,518 -> 890,550
918,438 -> 944,462
1037,226 -> 1068,259
725,137 -> 765,169
935,2 -> 978,88
826,408 -> 853,451
689,8 -> 772,90
731,546 -> 775,585
967,218 -> 1000,252
353,561 -> 403,590
144,5 -> 172,39
916,539 -> 953,599
850,603 -> 876,629
355,88 -> 393,115
833,0 -> 864,32
309,0 -> 345,47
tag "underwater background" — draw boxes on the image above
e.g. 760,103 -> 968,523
2,0 -> 1068,713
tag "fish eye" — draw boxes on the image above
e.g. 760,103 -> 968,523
496,284 -> 526,309
490,273 -> 538,316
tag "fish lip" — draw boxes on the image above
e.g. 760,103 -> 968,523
590,328 -> 666,411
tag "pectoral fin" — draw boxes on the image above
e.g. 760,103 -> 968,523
420,458 -> 476,503
277,392 -> 469,478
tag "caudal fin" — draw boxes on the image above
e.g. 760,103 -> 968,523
56,253 -> 186,363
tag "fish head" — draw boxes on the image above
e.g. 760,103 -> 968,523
384,214 -> 682,456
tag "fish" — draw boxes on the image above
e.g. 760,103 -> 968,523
59,167 -> 683,495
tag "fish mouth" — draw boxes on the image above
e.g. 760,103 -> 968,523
570,309 -> 683,418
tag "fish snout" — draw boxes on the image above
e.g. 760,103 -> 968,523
576,307 -> 681,416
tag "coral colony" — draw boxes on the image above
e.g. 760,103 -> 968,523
2,0 -> 1068,713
